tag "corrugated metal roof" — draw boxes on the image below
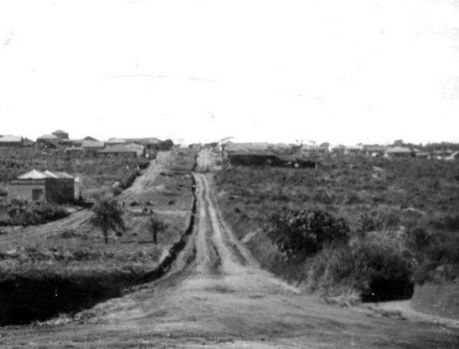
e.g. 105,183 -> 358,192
18,169 -> 74,180
18,170 -> 48,179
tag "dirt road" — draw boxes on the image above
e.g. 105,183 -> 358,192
2,173 -> 458,348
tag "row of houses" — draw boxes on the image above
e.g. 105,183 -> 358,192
0,130 -> 167,158
334,145 -> 459,160
222,142 -> 459,163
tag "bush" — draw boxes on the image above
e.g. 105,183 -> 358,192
119,170 -> 140,190
138,161 -> 150,170
306,245 -> 355,294
91,198 -> 125,244
352,239 -> 414,301
0,200 -> 68,226
307,237 -> 414,301
264,209 -> 350,261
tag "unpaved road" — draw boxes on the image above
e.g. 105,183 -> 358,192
2,173 -> 459,348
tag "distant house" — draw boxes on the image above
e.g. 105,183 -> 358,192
433,149 -> 454,160
227,151 -> 282,166
385,146 -> 414,158
64,147 -> 85,158
344,146 -> 363,156
123,137 -> 161,150
363,145 -> 387,158
51,129 -> 69,140
97,143 -> 145,158
331,145 -> 346,156
105,138 -> 126,146
60,139 -> 83,147
37,134 -> 60,148
82,140 -> 105,153
224,142 -> 271,154
0,135 -> 24,147
8,169 -> 75,203
416,152 -> 431,160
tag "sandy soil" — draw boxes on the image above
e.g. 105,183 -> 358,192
1,173 -> 458,348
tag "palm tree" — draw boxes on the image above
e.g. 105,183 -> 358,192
92,198 -> 125,244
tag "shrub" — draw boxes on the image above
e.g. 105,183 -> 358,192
307,237 -> 414,301
0,200 -> 68,226
148,215 -> 167,244
306,245 -> 355,294
352,239 -> 414,301
91,198 -> 125,244
264,209 -> 350,261
119,170 -> 140,190
138,161 -> 150,170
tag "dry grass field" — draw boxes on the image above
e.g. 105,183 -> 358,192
215,156 -> 459,301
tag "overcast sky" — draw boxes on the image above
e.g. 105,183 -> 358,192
1,0 -> 458,145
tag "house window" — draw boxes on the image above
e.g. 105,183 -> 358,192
32,189 -> 44,201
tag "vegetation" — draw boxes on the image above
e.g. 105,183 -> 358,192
215,156 -> 459,299
148,214 -> 167,244
265,209 -> 349,261
0,200 -> 68,226
91,198 -> 125,244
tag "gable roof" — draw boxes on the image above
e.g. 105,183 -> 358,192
18,169 -> 73,180
37,134 -> 59,140
18,169 -> 48,179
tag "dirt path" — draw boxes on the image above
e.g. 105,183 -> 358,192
2,173 -> 459,348
118,160 -> 165,202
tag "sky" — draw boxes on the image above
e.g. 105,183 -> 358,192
0,0 -> 458,145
